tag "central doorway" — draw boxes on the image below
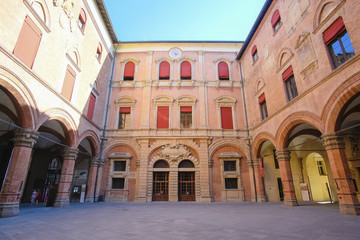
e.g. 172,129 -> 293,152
152,172 -> 169,201
178,172 -> 195,201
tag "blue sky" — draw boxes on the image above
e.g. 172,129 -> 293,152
103,0 -> 266,42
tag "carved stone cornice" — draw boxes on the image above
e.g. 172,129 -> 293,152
322,133 -> 345,150
159,144 -> 191,162
13,129 -> 39,148
63,147 -> 79,161
276,149 -> 290,162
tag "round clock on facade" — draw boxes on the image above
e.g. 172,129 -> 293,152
169,47 -> 182,59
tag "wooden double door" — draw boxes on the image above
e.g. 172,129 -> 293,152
152,171 -> 195,201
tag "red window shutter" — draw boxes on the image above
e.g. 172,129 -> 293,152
13,16 -> 42,68
323,17 -> 345,44
180,106 -> 192,113
181,61 -> 191,79
282,65 -> 293,81
159,61 -> 170,79
271,10 -> 281,27
124,62 -> 135,78
79,8 -> 87,23
218,62 -> 229,79
87,93 -> 96,120
251,45 -> 257,56
97,43 -> 102,54
61,65 -> 76,101
157,106 -> 169,129
221,107 -> 233,129
120,107 -> 131,114
258,93 -> 266,104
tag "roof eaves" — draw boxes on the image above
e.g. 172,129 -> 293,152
235,0 -> 273,61
95,0 -> 118,44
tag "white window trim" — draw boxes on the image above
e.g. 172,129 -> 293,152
177,57 -> 196,80
213,57 -> 233,81
108,152 -> 132,191
176,96 -> 197,129
155,57 -> 174,80
153,96 -> 173,129
219,153 -> 243,198
120,58 -> 140,81
115,96 -> 136,129
215,96 -> 237,129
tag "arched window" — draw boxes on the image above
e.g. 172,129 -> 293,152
218,62 -> 229,80
251,45 -> 258,62
78,8 -> 87,32
124,62 -> 135,81
154,160 -> 169,168
179,160 -> 194,168
159,61 -> 170,80
96,43 -> 102,61
271,9 -> 281,32
181,61 -> 191,80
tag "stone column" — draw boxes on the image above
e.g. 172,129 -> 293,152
322,134 -> 360,215
276,149 -> 298,206
85,156 -> 99,202
247,159 -> 257,202
54,147 -> 78,207
0,129 -> 38,218
135,139 -> 149,202
197,51 -> 209,130
253,159 -> 266,202
199,139 -> 211,202
169,168 -> 178,202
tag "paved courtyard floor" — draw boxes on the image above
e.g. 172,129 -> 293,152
0,202 -> 359,240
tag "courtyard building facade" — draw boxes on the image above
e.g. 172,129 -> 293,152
1,0 -> 360,218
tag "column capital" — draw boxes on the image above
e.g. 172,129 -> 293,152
63,147 -> 79,160
90,156 -> 99,166
146,51 -> 154,56
276,149 -> 290,161
13,129 -> 39,148
321,133 -> 345,150
197,50 -> 205,55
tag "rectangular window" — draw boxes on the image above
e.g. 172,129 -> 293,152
112,178 -> 125,189
157,106 -> 169,129
13,16 -> 42,68
61,65 -> 76,101
224,161 -> 236,171
86,93 -> 96,120
118,107 -> 131,129
225,178 -> 238,189
114,161 -> 126,172
180,106 -> 192,128
258,93 -> 268,120
317,161 -> 327,176
284,75 -> 298,101
324,17 -> 355,68
220,107 -> 233,129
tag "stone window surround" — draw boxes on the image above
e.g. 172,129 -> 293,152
214,57 -> 233,81
215,96 -> 237,129
24,0 -> 51,33
107,152 -> 132,191
155,57 -> 174,80
177,57 -> 196,80
175,96 -> 197,129
115,96 -> 136,129
120,57 -> 140,82
153,96 -> 174,129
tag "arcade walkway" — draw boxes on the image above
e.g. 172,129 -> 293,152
0,202 -> 359,240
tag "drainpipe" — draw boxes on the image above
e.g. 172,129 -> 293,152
239,62 -> 257,202
93,45 -> 117,202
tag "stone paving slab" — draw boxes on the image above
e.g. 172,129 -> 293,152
0,202 -> 359,240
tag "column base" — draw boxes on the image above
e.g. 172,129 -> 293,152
54,198 -> 70,207
199,196 -> 212,203
85,195 -> 95,203
135,196 -> 147,203
339,203 -> 360,215
284,198 -> 298,206
0,202 -> 19,218
257,195 -> 267,202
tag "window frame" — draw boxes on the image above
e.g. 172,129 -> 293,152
271,9 -> 282,33
108,152 -> 132,192
120,58 -> 140,82
115,96 -> 136,129
78,8 -> 87,33
282,66 -> 298,102
216,96 -> 237,130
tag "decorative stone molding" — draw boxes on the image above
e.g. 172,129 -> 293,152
108,152 -> 133,159
197,50 -> 205,55
276,149 -> 291,161
62,0 -> 74,18
146,51 -> 154,56
219,152 -> 242,159
13,129 -> 39,148
53,0 -> 61,7
322,133 -> 345,150
63,147 -> 79,160
159,144 -> 191,162
209,158 -> 214,167
90,156 -> 100,166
